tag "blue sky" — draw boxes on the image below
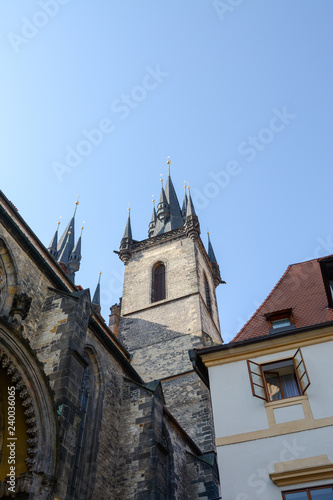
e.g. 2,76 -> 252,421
0,1 -> 332,342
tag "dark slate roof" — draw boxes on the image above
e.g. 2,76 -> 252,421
182,191 -> 188,218
232,257 -> 333,342
122,210 -> 132,239
57,217 -> 75,265
186,190 -> 196,217
164,174 -> 184,229
48,229 -> 58,254
207,234 -> 217,264
150,205 -> 157,224
70,235 -> 81,259
92,281 -> 101,306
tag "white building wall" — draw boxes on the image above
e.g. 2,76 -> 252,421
208,339 -> 333,499
217,427 -> 333,500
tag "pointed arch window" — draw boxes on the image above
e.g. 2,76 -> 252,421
204,274 -> 212,315
152,262 -> 166,302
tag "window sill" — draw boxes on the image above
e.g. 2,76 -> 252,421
265,394 -> 308,409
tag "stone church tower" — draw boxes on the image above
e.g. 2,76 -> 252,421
118,163 -> 225,452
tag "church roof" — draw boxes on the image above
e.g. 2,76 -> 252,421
57,216 -> 75,264
122,210 -> 132,239
151,167 -> 191,237
207,233 -> 217,264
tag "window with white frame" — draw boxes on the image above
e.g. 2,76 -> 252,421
247,349 -> 310,402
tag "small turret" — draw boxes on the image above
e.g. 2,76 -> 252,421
207,232 -> 225,288
157,181 -> 170,223
119,208 -> 134,264
185,187 -> 200,241
92,271 -> 102,314
48,220 -> 61,258
148,198 -> 157,238
181,184 -> 188,221
68,225 -> 83,282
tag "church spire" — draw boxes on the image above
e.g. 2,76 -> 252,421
57,198 -> 79,264
122,207 -> 132,239
185,187 -> 200,241
181,183 -> 188,221
157,176 -> 170,223
92,271 -> 102,314
48,219 -> 61,258
148,197 -> 157,238
164,157 -> 183,229
207,231 -> 217,264
67,224 -> 83,282
207,231 -> 225,288
119,208 -> 134,264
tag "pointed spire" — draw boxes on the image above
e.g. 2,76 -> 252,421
148,196 -> 157,238
206,230 -> 225,288
119,208 -> 134,264
164,157 -> 183,229
181,182 -> 188,220
57,198 -> 79,262
123,207 -> 132,239
57,222 -> 74,266
207,231 -> 217,264
48,219 -> 61,258
92,271 -> 102,306
186,187 -> 196,217
185,186 -> 200,241
157,177 -> 170,222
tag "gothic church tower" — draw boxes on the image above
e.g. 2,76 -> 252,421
118,162 -> 224,452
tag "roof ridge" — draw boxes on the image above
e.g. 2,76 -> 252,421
231,264 -> 291,343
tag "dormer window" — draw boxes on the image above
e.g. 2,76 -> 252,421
271,318 -> 291,330
319,256 -> 333,308
265,309 -> 295,334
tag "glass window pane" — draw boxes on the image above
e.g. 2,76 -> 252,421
311,488 -> 333,499
271,318 -> 291,329
284,492 -> 308,500
265,374 -> 282,400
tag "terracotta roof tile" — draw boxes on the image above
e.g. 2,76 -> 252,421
232,256 -> 333,342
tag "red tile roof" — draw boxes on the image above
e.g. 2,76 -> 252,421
232,256 -> 333,342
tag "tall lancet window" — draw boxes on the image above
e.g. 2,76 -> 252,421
152,262 -> 166,302
204,274 -> 212,315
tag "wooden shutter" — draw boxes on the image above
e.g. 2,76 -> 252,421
293,348 -> 310,394
247,360 -> 268,401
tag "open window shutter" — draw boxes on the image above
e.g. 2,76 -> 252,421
293,348 -> 310,394
247,360 -> 268,401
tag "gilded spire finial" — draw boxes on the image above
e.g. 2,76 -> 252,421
57,216 -> 62,231
98,270 -> 102,284
166,156 -> 171,176
152,195 -> 155,205
80,221 -> 85,237
73,195 -> 80,217
160,173 -> 163,184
